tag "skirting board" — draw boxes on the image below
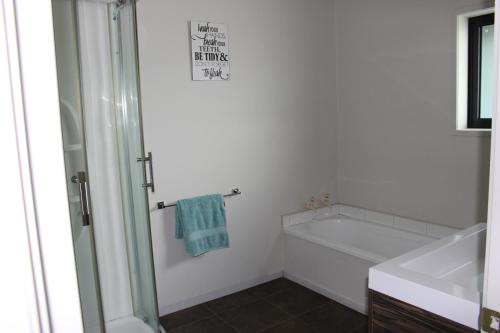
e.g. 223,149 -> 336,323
284,271 -> 367,314
159,271 -> 284,316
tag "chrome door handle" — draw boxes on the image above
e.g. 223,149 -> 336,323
137,152 -> 155,192
72,171 -> 92,226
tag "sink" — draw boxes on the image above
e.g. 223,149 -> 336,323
369,223 -> 486,329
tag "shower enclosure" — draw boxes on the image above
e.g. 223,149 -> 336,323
52,0 -> 163,332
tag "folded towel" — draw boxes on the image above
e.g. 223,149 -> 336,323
175,194 -> 229,256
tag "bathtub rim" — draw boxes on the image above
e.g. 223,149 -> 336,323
282,204 -> 462,239
283,215 -> 438,264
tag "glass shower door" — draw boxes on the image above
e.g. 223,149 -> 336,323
109,1 -> 160,331
53,0 -> 161,331
52,0 -> 104,332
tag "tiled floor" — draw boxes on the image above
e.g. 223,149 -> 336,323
160,278 -> 367,333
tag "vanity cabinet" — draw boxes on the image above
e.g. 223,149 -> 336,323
368,290 -> 478,333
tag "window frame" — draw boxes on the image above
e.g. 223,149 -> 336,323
467,13 -> 494,129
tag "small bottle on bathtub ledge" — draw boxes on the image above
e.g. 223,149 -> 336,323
305,193 -> 334,221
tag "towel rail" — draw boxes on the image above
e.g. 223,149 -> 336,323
156,188 -> 241,210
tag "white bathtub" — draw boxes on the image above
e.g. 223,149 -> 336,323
283,205 -> 457,314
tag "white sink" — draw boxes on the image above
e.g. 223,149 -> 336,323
369,223 -> 486,330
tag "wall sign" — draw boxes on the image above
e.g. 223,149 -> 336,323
190,21 -> 230,81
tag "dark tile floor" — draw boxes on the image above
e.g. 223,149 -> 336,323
160,278 -> 367,333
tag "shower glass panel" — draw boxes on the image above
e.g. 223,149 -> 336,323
52,0 -> 104,332
53,0 -> 161,331
109,1 -> 160,330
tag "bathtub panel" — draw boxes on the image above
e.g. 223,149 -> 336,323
284,235 -> 373,314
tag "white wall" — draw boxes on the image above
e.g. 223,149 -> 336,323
136,0 -> 337,312
335,0 -> 492,228
136,0 -> 494,312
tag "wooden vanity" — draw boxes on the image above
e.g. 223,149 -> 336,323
368,224 -> 485,332
368,290 -> 479,333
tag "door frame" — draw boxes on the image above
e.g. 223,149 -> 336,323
1,0 -> 84,332
482,1 -> 500,330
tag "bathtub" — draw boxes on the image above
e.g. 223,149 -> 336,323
282,205 -> 458,314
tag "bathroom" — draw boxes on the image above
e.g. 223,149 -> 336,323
2,0 -> 500,332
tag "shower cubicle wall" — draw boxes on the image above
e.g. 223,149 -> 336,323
77,0 -> 159,330
54,0 -> 160,332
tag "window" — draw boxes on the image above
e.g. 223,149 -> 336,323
456,9 -> 494,132
468,13 -> 494,129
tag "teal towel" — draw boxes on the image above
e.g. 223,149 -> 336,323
175,194 -> 229,256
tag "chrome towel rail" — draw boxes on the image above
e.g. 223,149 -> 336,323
156,188 -> 242,210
